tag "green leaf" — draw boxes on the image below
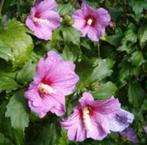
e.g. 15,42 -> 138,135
0,40 -> 13,61
77,58 -> 114,90
128,82 -> 145,108
88,58 -> 114,83
58,3 -> 74,15
0,132 -> 14,145
122,24 -> 137,44
0,72 -> 18,92
92,82 -> 117,99
57,129 -> 69,145
117,43 -> 130,53
62,45 -> 81,61
138,25 -> 147,48
129,0 -> 147,15
0,101 -> 23,145
102,34 -> 122,47
119,61 -> 132,83
16,61 -> 36,84
5,91 -> 29,131
129,51 -> 144,66
0,20 -> 33,69
50,28 -> 62,48
62,27 -> 80,45
141,100 -> 147,111
31,123 -> 57,145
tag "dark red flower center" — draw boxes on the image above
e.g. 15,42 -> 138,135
38,79 -> 56,96
86,16 -> 95,26
34,12 -> 41,18
33,12 -> 48,24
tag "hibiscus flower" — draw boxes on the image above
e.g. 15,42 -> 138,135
26,0 -> 60,40
60,92 -> 134,141
72,3 -> 111,41
24,50 -> 79,118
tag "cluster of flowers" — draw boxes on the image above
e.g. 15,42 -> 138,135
25,50 -> 134,141
26,0 -> 110,41
24,0 -> 135,142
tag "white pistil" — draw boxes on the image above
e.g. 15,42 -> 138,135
33,17 -> 48,24
82,107 -> 92,130
87,18 -> 93,25
38,83 -> 56,95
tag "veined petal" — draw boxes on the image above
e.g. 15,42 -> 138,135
87,113 -> 110,140
60,110 -> 86,141
40,10 -> 60,30
79,92 -> 94,106
109,109 -> 134,132
97,8 -> 111,26
93,96 -> 121,114
36,0 -> 57,12
87,27 -> 100,41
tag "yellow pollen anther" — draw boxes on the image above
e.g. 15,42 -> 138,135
33,17 -> 48,24
38,83 -> 56,95
82,107 -> 92,130
87,18 -> 93,25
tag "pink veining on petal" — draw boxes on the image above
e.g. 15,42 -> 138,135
60,92 -> 134,142
24,50 -> 79,118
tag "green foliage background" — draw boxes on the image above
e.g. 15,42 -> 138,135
0,0 -> 147,145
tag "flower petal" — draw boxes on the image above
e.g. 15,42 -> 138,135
93,96 -> 121,114
40,10 -> 60,30
36,0 -> 57,12
60,110 -> 86,141
109,109 -> 134,132
97,8 -> 111,26
87,113 -> 110,140
79,92 -> 94,106
87,27 -> 100,41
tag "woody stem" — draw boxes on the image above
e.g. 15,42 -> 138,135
97,42 -> 100,58
0,0 -> 4,16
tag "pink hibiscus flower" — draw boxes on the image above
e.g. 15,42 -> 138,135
24,51 -> 79,118
60,92 -> 134,141
72,3 -> 111,41
25,0 -> 60,40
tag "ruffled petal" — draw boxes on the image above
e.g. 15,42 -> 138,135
28,101 -> 46,118
80,25 -> 90,37
96,8 -> 111,26
79,92 -> 94,106
40,10 -> 60,30
46,93 -> 65,116
36,0 -> 57,12
87,27 -> 100,41
92,96 -> 121,115
109,109 -> 134,132
47,50 -> 63,63
46,61 -> 79,96
60,110 -> 86,141
33,22 -> 53,40
24,88 -> 42,106
25,16 -> 37,33
87,113 -> 110,140
72,9 -> 86,30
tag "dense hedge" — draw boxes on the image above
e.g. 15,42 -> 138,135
0,0 -> 147,145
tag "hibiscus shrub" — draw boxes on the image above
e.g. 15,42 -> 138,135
0,0 -> 147,145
